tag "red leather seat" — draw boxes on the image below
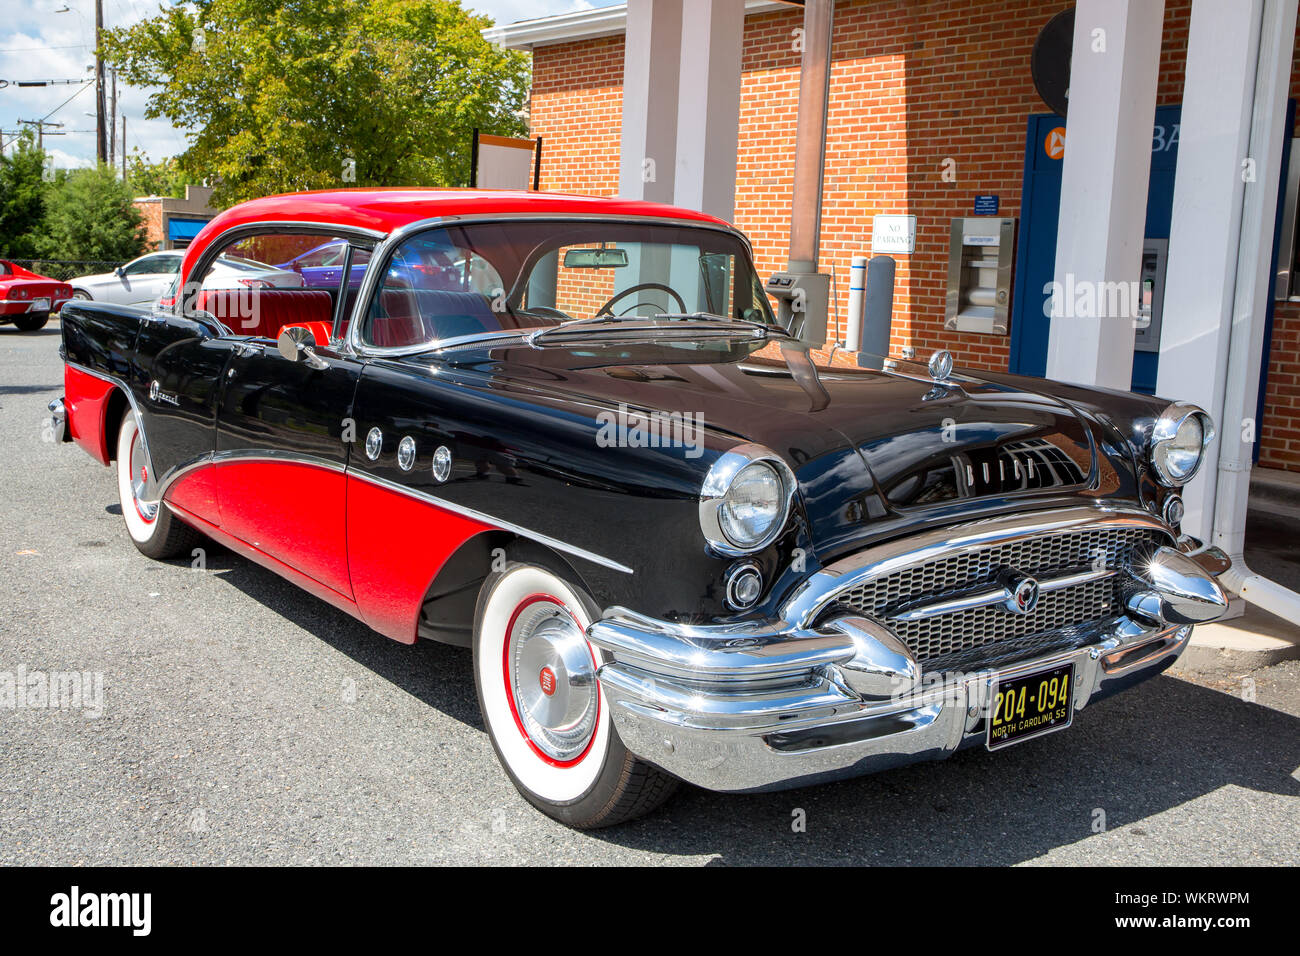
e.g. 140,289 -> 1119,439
195,289 -> 333,340
280,320 -> 334,347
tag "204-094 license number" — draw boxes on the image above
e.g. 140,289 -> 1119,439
986,662 -> 1075,750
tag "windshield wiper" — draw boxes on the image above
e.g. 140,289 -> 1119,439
527,313 -> 774,346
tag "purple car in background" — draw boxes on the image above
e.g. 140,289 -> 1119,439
276,240 -> 371,289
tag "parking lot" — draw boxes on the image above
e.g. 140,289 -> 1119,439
1,320 -> 1297,866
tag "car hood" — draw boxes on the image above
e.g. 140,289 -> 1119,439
452,341 -> 1100,557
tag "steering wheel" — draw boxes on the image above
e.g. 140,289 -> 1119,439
596,282 -> 687,317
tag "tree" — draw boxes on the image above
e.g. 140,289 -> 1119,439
0,130 -> 49,259
127,149 -> 197,199
104,0 -> 531,208
41,165 -> 147,261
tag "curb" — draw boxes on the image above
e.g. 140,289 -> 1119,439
1182,609 -> 1300,671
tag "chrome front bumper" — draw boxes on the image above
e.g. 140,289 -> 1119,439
587,507 -> 1230,793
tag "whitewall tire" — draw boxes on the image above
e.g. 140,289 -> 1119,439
473,560 -> 678,827
115,409 -> 202,559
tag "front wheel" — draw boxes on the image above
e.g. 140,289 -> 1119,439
473,561 -> 678,828
115,409 -> 203,559
12,312 -> 48,331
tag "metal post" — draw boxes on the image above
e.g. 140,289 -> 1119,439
109,68 -> 116,169
787,0 -> 833,274
94,0 -> 107,164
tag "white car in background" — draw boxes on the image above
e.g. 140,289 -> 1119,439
70,250 -> 303,306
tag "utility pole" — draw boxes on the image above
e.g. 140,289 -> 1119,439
95,0 -> 106,164
17,119 -> 65,151
109,67 -> 116,169
121,114 -> 126,179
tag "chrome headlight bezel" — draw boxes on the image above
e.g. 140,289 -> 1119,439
699,443 -> 796,556
1149,403 -> 1215,487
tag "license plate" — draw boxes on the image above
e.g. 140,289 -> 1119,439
33,298 -> 50,311
986,662 -> 1074,750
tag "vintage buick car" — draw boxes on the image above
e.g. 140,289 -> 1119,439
51,188 -> 1230,827
0,260 -> 73,331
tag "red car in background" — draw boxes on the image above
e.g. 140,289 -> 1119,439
0,260 -> 73,331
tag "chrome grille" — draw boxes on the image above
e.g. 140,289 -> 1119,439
831,526 -> 1163,667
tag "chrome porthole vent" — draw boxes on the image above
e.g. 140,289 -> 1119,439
397,436 -> 417,472
364,427 -> 383,461
432,445 -> 453,482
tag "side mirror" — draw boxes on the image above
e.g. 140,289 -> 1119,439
277,325 -> 328,370
114,266 -> 126,278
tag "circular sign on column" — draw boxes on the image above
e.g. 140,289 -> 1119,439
1032,6 -> 1074,117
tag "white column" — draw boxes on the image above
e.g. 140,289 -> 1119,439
1159,0 -> 1297,546
1045,0 -> 1165,389
618,0 -> 683,204
674,0 -> 745,220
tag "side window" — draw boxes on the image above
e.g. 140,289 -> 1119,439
362,235 -> 504,349
122,256 -> 162,276
184,233 -> 347,340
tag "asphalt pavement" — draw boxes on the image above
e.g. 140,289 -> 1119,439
1,320 -> 1296,865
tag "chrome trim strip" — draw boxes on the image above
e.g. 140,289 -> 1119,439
153,446 -> 633,574
888,567 -> 1117,623
781,504 -> 1174,630
348,467 -> 634,575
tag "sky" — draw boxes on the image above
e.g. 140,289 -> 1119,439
0,0 -> 622,174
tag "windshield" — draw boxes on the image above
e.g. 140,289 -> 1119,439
359,220 -> 775,350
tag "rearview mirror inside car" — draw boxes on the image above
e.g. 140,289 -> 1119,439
563,248 -> 628,269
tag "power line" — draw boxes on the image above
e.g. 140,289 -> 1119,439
0,79 -> 92,151
0,43 -> 89,54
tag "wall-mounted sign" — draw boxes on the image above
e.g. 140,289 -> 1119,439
471,129 -> 542,190
974,194 -> 1000,215
872,214 -> 917,255
1044,126 -> 1066,160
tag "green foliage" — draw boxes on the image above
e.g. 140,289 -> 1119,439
104,0 -> 532,207
127,149 -> 197,199
0,130 -> 50,258
40,165 -> 148,261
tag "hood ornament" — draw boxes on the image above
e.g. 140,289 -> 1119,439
928,349 -> 954,383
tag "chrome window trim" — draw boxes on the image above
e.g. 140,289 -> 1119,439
698,442 -> 797,556
344,213 -> 763,359
1148,401 -> 1215,486
780,504 -> 1175,631
146,446 -> 633,576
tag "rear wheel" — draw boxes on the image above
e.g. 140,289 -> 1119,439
13,312 -> 48,331
115,409 -> 203,559
473,560 -> 678,828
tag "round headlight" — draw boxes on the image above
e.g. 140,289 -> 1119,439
719,462 -> 782,548
1150,405 -> 1214,486
699,444 -> 795,555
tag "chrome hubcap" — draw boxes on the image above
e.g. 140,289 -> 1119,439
509,602 -> 598,761
129,430 -> 158,521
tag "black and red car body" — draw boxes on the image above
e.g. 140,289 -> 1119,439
52,188 -> 1231,827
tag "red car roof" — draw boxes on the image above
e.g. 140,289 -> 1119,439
181,188 -> 733,282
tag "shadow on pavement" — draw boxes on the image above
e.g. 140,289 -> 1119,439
165,506 -> 1300,865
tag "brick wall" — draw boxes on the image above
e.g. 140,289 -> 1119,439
528,0 -> 1300,472
133,200 -> 163,250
